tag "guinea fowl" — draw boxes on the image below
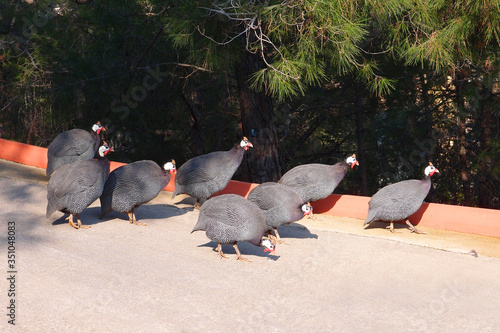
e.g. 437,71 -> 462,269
172,137 -> 253,208
100,160 -> 176,226
247,182 -> 313,244
46,144 -> 112,229
279,154 -> 359,209
46,122 -> 105,176
364,162 -> 439,234
191,194 -> 275,262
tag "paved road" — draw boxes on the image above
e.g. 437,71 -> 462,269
1,160 -> 499,332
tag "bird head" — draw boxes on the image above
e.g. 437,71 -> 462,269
261,238 -> 275,254
98,143 -> 112,157
164,159 -> 177,174
346,154 -> 359,169
302,203 -> 313,217
424,162 -> 439,177
240,137 -> 254,151
92,121 -> 105,135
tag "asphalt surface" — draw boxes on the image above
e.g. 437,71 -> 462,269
1,159 -> 499,332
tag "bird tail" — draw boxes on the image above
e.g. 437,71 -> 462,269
191,219 -> 206,233
99,196 -> 112,219
171,188 -> 179,200
46,203 -> 56,219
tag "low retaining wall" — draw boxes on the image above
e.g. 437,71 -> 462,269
1,138 -> 499,238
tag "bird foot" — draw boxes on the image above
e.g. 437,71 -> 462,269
132,220 -> 147,226
218,253 -> 229,260
194,202 -> 202,210
66,216 -> 78,229
216,244 -> 229,259
308,214 -> 322,221
277,239 -> 289,245
79,225 -> 91,229
237,256 -> 252,262
411,228 -> 427,234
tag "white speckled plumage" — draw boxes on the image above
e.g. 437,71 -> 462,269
247,182 -> 308,230
279,155 -> 358,203
46,123 -> 104,176
364,164 -> 439,229
192,194 -> 267,246
172,138 -> 252,204
46,146 -> 111,226
100,160 -> 175,220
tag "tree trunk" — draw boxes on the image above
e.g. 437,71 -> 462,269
354,90 -> 369,196
181,84 -> 205,156
455,74 -> 472,206
478,102 -> 493,208
235,52 -> 282,183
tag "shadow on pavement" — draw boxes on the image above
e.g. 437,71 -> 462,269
195,240 -> 281,261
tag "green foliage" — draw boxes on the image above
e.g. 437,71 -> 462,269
1,0 -> 499,207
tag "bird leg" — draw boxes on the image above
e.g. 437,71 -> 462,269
194,201 -> 202,210
307,212 -> 322,221
233,243 -> 251,262
389,222 -> 401,233
216,243 -> 229,259
66,214 -> 79,229
273,228 -> 289,245
405,220 -> 427,234
76,214 -> 91,229
128,209 -> 146,226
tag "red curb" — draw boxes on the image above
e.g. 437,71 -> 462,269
0,138 -> 48,169
1,138 -> 499,238
312,193 -> 500,238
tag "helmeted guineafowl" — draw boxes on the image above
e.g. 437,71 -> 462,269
46,144 -> 112,229
364,162 -> 439,234
172,137 -> 253,208
191,194 -> 275,262
247,182 -> 312,244
279,154 -> 359,203
100,160 -> 176,226
46,122 -> 105,176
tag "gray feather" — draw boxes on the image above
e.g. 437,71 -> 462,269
192,194 -> 267,246
46,128 -> 101,176
100,160 -> 171,217
247,182 -> 305,229
279,161 -> 349,202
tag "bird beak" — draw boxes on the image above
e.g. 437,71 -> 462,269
351,161 -> 359,169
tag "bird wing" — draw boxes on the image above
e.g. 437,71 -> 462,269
176,151 -> 233,185
280,164 -> 336,186
367,179 -> 430,222
50,130 -> 96,158
52,161 -> 101,199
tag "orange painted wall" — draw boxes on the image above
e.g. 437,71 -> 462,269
1,138 -> 499,238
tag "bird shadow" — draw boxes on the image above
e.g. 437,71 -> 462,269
279,223 -> 319,240
196,241 -> 281,261
51,207 -> 105,227
171,197 -> 197,212
99,203 -> 187,223
363,221 -> 410,232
